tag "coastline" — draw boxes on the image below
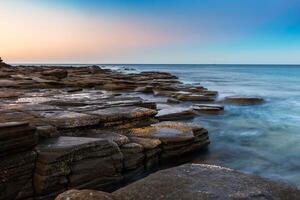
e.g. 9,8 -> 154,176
0,60 -> 299,200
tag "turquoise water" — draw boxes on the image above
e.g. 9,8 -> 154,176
111,64 -> 300,187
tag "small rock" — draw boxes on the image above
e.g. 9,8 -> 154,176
156,107 -> 196,121
192,104 -> 224,114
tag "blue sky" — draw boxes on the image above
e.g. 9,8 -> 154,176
1,0 -> 300,64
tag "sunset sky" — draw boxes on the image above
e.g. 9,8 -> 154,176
0,0 -> 300,64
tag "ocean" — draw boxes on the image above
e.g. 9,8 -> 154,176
106,64 -> 300,187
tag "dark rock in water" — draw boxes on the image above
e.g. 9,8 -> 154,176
156,107 -> 196,121
34,136 -> 123,197
192,104 -> 224,114
224,96 -> 265,105
175,93 -> 215,102
112,164 -> 300,200
55,189 -> 114,200
41,69 -> 68,79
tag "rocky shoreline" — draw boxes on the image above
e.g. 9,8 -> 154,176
0,58 -> 298,200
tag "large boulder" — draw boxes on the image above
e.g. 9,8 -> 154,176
112,164 -> 300,200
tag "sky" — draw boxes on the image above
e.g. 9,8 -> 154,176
0,0 -> 300,64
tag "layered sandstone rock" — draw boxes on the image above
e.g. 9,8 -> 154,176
128,122 -> 209,162
0,122 -> 38,200
34,136 -> 123,199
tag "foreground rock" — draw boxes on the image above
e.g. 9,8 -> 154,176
112,164 -> 300,200
224,96 -> 265,105
0,122 -> 38,200
34,136 -> 123,199
56,189 -> 113,200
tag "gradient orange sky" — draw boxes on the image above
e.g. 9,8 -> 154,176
1,0 -> 300,64
0,1 -> 184,63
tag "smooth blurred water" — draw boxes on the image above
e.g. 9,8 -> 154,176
109,64 -> 300,187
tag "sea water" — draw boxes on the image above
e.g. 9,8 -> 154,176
109,64 -> 300,187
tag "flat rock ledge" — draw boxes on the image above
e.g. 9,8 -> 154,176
56,164 -> 300,200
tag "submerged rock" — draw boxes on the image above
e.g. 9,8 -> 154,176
224,96 -> 265,105
112,164 -> 300,200
192,104 -> 224,114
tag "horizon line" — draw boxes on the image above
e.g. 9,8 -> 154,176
10,63 -> 300,66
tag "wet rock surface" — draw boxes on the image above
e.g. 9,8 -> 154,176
0,59 -> 282,200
